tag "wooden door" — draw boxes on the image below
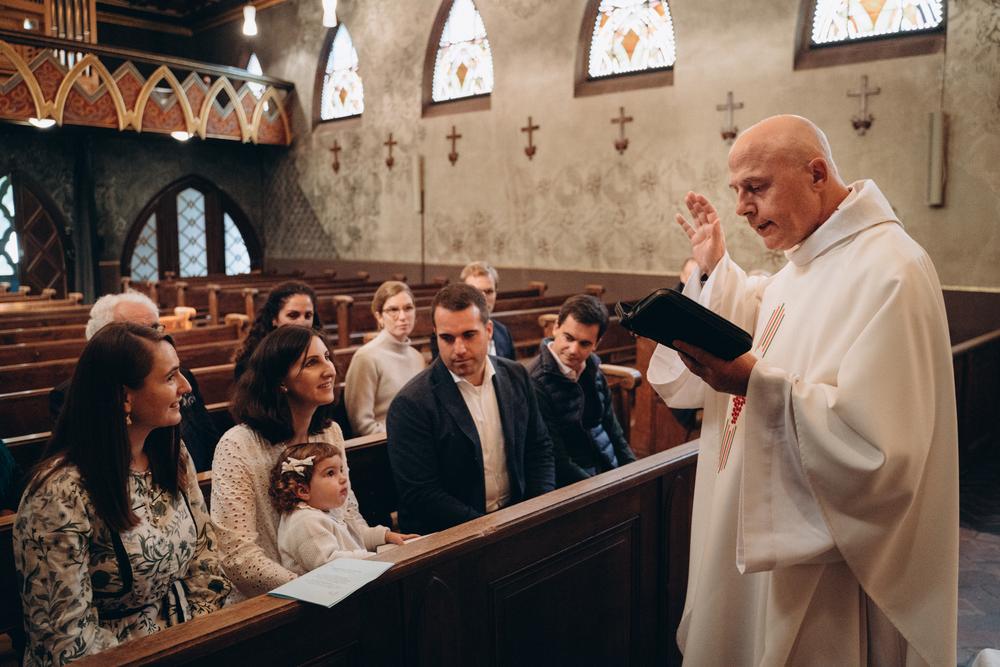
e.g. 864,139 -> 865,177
15,180 -> 68,298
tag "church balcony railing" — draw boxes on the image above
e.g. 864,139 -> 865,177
0,28 -> 294,145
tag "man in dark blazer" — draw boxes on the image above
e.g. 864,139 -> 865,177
428,261 -> 516,361
387,283 -> 555,534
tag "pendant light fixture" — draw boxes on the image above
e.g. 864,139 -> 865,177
322,0 -> 338,28
242,4 -> 258,36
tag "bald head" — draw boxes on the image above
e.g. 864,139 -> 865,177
730,115 -> 840,179
726,115 -> 851,250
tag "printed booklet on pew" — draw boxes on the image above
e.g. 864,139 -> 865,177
615,288 -> 752,360
269,558 -> 393,608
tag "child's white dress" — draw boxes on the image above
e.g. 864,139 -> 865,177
277,502 -> 388,574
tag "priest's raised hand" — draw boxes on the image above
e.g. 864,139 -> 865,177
674,191 -> 725,277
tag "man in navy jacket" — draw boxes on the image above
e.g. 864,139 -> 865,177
387,283 -> 555,534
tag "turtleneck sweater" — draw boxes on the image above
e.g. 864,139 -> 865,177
344,328 -> 426,435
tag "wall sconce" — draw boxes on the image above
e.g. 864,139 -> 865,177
242,5 -> 258,36
322,0 -> 338,27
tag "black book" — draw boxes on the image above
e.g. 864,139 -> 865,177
615,288 -> 753,360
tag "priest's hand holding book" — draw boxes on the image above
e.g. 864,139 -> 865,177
673,340 -> 758,396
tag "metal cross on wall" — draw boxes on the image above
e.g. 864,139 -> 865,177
330,140 -> 342,173
447,125 -> 462,166
848,75 -> 880,136
716,91 -> 744,144
611,106 -> 632,155
521,116 -> 539,160
384,133 -> 397,170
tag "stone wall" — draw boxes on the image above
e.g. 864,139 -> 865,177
246,0 -> 1000,288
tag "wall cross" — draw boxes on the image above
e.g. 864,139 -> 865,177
611,106 -> 632,155
716,91 -> 744,144
848,75 -> 880,135
329,140 -> 342,174
447,125 -> 462,166
384,133 -> 397,169
521,116 -> 539,160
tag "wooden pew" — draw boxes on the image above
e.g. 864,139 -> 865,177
951,327 -> 1000,457
68,442 -> 699,666
0,431 -> 412,645
332,283 -> 551,348
0,323 -> 87,345
0,293 -> 82,312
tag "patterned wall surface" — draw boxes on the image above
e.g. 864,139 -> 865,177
250,0 -> 1000,287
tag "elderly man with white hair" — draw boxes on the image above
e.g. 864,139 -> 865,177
50,291 -> 220,471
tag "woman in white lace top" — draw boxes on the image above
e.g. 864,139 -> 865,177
211,326 -> 376,599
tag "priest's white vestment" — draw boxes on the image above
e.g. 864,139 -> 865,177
649,180 -> 958,666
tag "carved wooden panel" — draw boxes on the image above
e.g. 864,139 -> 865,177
14,178 -> 67,298
491,521 -> 637,666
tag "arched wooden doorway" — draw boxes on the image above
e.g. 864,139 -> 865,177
0,172 -> 71,297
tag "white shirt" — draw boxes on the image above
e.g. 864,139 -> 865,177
546,341 -> 579,381
449,358 -> 510,512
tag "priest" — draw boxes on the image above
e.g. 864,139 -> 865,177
648,115 -> 957,665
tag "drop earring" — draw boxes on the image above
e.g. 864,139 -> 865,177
126,414 -> 133,426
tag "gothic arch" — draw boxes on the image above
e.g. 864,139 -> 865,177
421,0 -> 493,117
794,0 -> 947,70
120,175 -> 261,281
575,0 -> 676,98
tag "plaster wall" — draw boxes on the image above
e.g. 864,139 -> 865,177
249,0 -> 1000,288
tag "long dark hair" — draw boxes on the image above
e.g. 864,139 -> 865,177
232,325 -> 334,444
232,281 -> 323,378
31,323 -> 186,532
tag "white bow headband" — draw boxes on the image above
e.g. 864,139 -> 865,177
281,455 -> 315,477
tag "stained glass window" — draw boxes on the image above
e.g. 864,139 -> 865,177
223,213 -> 252,275
0,175 -> 19,280
319,25 -> 364,120
587,0 -> 676,79
811,0 -> 945,45
431,0 -> 494,102
176,188 -> 208,277
246,52 -> 266,100
130,213 -> 159,282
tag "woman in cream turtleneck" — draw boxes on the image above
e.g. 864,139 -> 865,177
344,281 -> 426,435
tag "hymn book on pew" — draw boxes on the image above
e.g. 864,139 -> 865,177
616,288 -> 753,360
269,559 -> 393,608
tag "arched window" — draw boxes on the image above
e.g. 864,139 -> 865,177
315,24 -> 364,123
422,0 -> 493,117
0,175 -> 18,286
246,52 -> 266,100
795,0 -> 946,69
576,0 -> 676,97
122,176 -> 261,281
0,173 -> 70,297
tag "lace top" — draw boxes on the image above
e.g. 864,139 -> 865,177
210,423 -> 369,599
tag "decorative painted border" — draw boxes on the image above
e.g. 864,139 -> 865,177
0,39 -> 293,145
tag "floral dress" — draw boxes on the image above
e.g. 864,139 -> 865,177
13,450 -> 230,666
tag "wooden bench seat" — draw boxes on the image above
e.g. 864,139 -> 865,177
69,443 -> 698,666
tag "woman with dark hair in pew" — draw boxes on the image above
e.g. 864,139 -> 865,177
212,326 -> 405,600
231,281 -> 324,381
14,323 -> 230,666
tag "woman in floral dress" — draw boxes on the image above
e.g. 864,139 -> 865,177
14,322 -> 230,666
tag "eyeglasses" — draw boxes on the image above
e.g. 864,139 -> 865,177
382,305 -> 416,318
152,323 -> 166,333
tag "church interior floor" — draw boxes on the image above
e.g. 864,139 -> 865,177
958,444 -> 1000,666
